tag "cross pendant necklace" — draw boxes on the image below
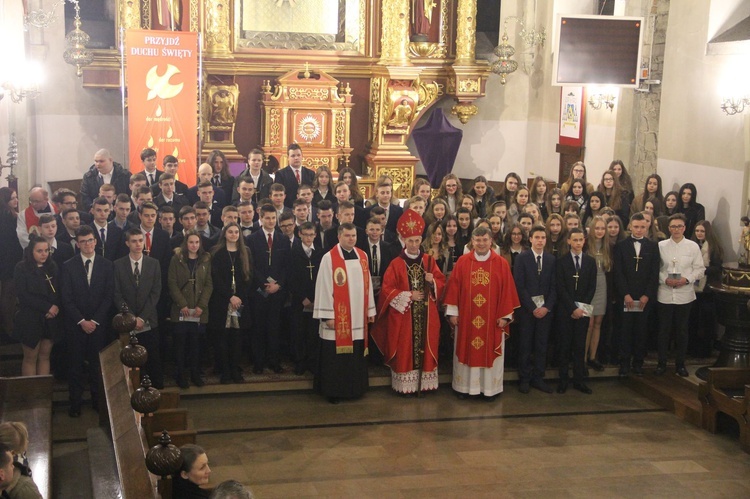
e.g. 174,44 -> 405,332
573,272 -> 579,291
306,259 -> 315,280
634,254 -> 642,272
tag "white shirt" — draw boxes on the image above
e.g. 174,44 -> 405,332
657,237 -> 705,304
100,171 -> 113,185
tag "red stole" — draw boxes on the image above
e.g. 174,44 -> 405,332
330,245 -> 370,355
24,205 -> 57,230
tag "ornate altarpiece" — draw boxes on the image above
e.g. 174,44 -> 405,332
88,0 -> 490,198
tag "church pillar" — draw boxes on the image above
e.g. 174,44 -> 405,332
454,0 -> 477,63
365,0 -> 423,199
617,0 -> 670,187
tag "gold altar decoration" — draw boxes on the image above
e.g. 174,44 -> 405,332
260,67 -> 354,172
205,0 -> 231,57
118,0 -> 142,31
408,0 -> 450,60
203,82 -> 240,155
380,0 -> 412,66
90,0 -> 490,190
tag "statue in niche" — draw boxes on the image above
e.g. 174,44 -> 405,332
157,0 -> 182,30
411,0 -> 437,41
211,89 -> 237,124
388,99 -> 414,128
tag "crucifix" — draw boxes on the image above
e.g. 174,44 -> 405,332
267,247 -> 272,266
633,254 -> 642,272
306,260 -> 315,280
230,265 -> 236,292
573,272 -> 580,291
44,273 -> 56,293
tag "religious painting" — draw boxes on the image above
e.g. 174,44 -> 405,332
236,0 -> 364,52
559,86 -> 585,147
292,111 -> 328,146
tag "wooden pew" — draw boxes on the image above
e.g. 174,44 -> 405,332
99,341 -> 159,498
698,367 -> 750,453
0,375 -> 54,499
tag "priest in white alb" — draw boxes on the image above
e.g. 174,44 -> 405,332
313,222 -> 376,404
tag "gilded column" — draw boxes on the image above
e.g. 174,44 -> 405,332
119,0 -> 142,30
455,0 -> 477,63
204,0 -> 231,57
379,0 -> 411,65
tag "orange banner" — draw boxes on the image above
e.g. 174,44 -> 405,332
125,29 -> 198,186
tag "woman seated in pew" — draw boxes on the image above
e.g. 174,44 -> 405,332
173,444 -> 212,498
0,421 -> 42,498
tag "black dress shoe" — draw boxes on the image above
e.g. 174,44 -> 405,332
618,366 -> 630,378
220,374 -> 232,384
631,366 -> 644,376
68,407 -> 81,418
455,391 -> 468,400
676,366 -> 689,377
272,365 -> 284,374
293,365 -> 306,376
176,377 -> 189,389
483,394 -> 498,402
232,372 -> 245,383
328,396 -> 340,404
573,383 -> 593,394
191,375 -> 205,387
530,379 -> 554,394
518,381 -> 530,394
556,380 -> 568,394
654,364 -> 666,376
587,359 -> 605,372
252,367 -> 263,375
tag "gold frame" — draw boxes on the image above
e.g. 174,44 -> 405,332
233,0 -> 367,54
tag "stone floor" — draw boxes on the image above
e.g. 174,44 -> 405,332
50,378 -> 750,498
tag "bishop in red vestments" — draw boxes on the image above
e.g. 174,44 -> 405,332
443,226 -> 520,399
372,209 -> 446,394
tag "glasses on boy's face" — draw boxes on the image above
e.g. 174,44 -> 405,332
669,225 -> 685,230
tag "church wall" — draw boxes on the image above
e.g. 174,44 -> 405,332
658,0 -> 750,259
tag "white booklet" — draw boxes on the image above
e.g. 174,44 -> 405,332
532,295 -> 545,309
575,302 -> 593,317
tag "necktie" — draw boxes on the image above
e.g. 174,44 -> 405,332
148,173 -> 154,186
98,175 -> 104,187
85,259 -> 91,285
536,255 -> 542,275
305,247 -> 312,258
372,244 -> 378,275
100,227 -> 106,243
295,168 -> 301,184
145,232 -> 152,254
214,174 -> 221,187
267,232 -> 273,250
133,261 -> 140,286
631,237 -> 642,242
575,255 -> 580,272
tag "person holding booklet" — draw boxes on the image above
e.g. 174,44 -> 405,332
613,212 -> 660,377
656,213 -> 705,376
555,228 -> 597,394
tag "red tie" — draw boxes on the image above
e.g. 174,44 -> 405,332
145,231 -> 152,253
295,168 -> 301,184
267,232 -> 273,249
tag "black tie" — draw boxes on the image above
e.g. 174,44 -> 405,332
372,244 -> 378,275
148,173 -> 154,186
536,255 -> 542,275
213,175 -> 221,187
133,261 -> 140,286
575,255 -> 580,272
631,237 -> 642,243
85,259 -> 91,285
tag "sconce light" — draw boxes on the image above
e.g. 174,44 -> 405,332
491,16 -> 546,85
0,61 -> 43,103
588,91 -> 617,111
720,97 -> 750,116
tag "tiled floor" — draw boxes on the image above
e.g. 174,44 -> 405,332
157,381 -> 750,498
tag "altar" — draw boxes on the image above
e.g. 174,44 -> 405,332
87,0 -> 490,196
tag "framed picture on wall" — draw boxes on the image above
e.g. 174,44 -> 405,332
559,86 -> 586,146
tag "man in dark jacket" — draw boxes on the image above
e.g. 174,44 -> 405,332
80,149 -> 131,211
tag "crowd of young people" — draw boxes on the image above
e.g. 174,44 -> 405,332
0,147 -> 723,410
